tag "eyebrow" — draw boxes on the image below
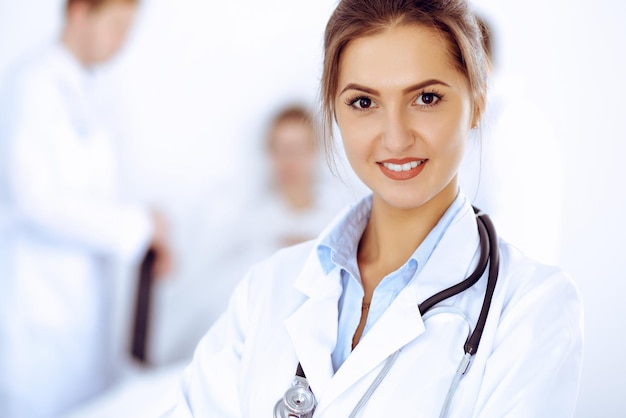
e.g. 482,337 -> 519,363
339,79 -> 451,96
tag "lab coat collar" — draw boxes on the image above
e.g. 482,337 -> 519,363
285,251 -> 342,401
286,196 -> 481,411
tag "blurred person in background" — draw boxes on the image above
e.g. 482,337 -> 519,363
138,105 -> 348,369
54,106 -> 349,418
459,13 -> 563,265
243,105 -> 346,261
0,0 -> 172,416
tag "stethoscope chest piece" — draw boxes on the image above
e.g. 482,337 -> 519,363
273,376 -> 316,418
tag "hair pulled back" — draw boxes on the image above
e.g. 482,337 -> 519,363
321,0 -> 488,156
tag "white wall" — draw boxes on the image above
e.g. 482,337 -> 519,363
472,1 -> 626,416
1,0 -> 624,415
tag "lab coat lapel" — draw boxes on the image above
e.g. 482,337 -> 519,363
414,200 -> 482,304
317,285 -> 424,412
316,200 -> 482,412
284,250 -> 342,400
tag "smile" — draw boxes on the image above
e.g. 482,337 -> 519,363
378,158 -> 428,180
382,159 -> 426,172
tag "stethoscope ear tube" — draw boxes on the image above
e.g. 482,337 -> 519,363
419,207 -> 491,315
439,352 -> 472,418
464,213 -> 499,355
440,210 -> 500,418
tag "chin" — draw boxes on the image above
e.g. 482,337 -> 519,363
376,190 -> 433,211
373,179 -> 456,213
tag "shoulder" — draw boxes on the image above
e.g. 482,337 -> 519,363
225,240 -> 319,328
471,240 -> 583,416
1,46 -> 64,115
245,240 -> 317,288
499,239 -> 580,300
496,238 -> 583,331
3,45 -> 57,86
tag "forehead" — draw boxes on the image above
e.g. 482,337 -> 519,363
337,24 -> 464,92
272,118 -> 314,139
89,1 -> 136,17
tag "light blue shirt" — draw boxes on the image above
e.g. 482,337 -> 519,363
316,193 -> 466,372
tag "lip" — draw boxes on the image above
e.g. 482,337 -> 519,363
378,158 -> 428,181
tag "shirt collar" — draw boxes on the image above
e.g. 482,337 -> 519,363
316,195 -> 372,275
316,192 -> 467,276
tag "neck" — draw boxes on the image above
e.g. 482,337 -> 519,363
278,182 -> 314,211
61,28 -> 90,69
357,181 -> 458,297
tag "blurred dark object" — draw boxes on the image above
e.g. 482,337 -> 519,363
131,248 -> 156,363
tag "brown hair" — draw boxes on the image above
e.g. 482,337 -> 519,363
66,0 -> 138,12
321,0 -> 488,158
475,13 -> 494,67
266,105 -> 318,152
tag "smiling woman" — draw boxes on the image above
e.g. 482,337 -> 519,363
334,23 -> 480,348
166,1 -> 583,417
336,25 -> 473,214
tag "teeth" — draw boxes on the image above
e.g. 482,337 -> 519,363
383,160 -> 424,172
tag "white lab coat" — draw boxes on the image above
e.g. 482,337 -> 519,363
167,197 -> 583,417
0,43 -> 152,417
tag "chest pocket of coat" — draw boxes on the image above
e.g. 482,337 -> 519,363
362,307 -> 472,417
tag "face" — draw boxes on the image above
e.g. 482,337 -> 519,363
334,24 -> 475,212
269,119 -> 317,188
82,2 -> 137,65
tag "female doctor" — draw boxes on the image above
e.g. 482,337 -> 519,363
168,0 -> 583,416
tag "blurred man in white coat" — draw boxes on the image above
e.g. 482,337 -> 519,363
0,1 -> 171,416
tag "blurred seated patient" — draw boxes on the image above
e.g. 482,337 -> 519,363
244,105 -> 343,259
0,1 -> 172,416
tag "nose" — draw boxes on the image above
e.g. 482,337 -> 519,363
381,108 -> 415,154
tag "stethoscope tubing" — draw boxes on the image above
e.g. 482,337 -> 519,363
419,211 -> 490,315
348,349 -> 402,418
465,211 -> 499,355
277,208 -> 500,418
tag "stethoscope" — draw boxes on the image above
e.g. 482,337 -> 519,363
274,208 -> 500,418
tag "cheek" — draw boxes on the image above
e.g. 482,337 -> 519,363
104,29 -> 126,54
95,20 -> 130,57
425,104 -> 471,158
336,111 -> 376,161
340,127 -> 369,170
87,25 -> 112,58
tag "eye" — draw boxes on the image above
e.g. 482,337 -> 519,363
415,92 -> 442,106
349,96 -> 375,110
